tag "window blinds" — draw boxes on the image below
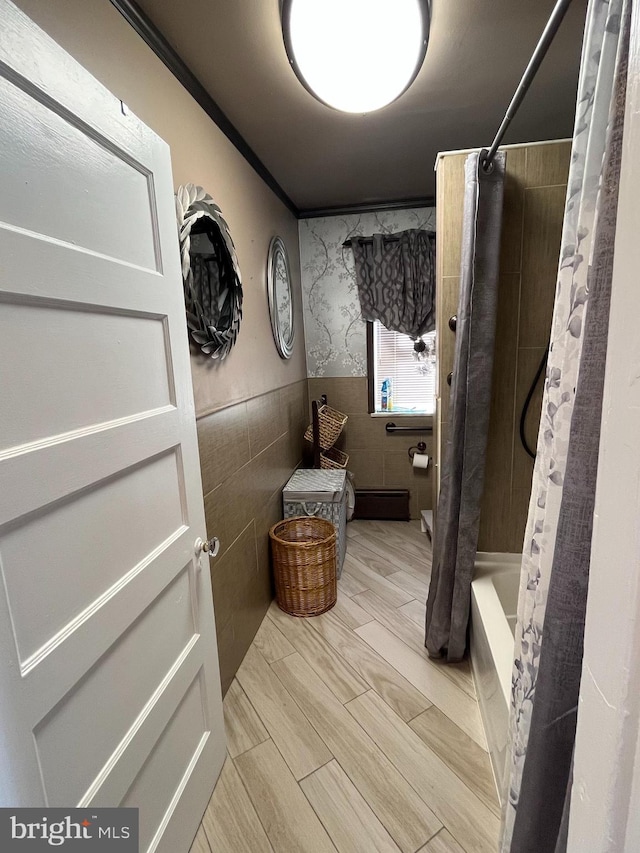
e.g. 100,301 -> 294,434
373,322 -> 436,414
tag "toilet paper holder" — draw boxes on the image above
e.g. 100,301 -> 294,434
408,442 -> 427,461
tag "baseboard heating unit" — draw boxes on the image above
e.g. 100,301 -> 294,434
353,489 -> 410,521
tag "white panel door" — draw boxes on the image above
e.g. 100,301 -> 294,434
0,3 -> 226,851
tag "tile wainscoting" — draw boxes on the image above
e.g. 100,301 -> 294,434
197,379 -> 308,694
308,377 -> 433,521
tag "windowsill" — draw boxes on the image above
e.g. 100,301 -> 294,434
369,412 -> 434,421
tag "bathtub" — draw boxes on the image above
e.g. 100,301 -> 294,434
469,552 -> 520,805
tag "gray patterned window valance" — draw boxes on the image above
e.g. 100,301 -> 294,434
350,229 -> 436,338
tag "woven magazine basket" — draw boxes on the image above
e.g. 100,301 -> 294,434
269,516 -> 337,617
320,447 -> 349,470
303,404 -> 348,450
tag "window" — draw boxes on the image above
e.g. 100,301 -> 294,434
367,321 -> 436,415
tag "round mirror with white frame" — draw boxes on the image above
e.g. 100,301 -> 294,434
267,236 -> 295,359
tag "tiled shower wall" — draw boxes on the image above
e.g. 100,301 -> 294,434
197,380 -> 308,694
435,140 -> 571,552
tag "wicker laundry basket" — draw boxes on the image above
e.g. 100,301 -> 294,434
269,516 -> 337,617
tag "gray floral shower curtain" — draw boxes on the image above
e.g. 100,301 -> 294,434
350,229 -> 436,337
502,0 -> 630,850
425,151 -> 506,661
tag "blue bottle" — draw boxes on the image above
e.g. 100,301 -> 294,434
381,378 -> 389,411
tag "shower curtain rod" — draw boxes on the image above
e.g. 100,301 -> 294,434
481,0 -> 573,170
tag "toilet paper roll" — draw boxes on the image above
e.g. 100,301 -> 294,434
412,453 -> 429,470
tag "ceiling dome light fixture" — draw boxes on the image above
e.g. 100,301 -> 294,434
281,0 -> 430,114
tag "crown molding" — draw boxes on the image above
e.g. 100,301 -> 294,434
109,0 -> 299,217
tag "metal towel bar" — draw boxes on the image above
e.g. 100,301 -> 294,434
385,422 -> 432,434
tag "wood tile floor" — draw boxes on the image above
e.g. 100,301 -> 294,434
190,521 -> 500,853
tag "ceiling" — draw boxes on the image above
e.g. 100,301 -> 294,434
131,0 -> 588,215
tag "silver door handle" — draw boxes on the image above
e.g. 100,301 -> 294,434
195,536 -> 220,558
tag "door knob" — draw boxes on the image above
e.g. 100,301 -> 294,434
195,536 -> 220,558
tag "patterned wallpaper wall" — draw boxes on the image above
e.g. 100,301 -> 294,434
298,208 -> 436,377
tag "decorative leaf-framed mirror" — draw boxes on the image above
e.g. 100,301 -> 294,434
267,236 -> 295,359
175,184 -> 242,360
